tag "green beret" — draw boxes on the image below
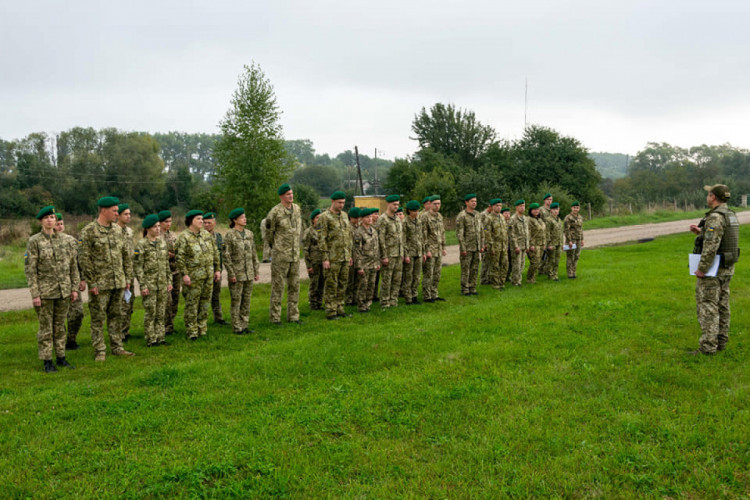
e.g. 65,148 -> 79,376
571,201 -> 580,207
430,195 -> 441,201
55,212 -> 63,221
501,207 -> 510,213
278,183 -> 291,196
330,191 -> 346,200
359,208 -> 371,217
142,214 -> 159,229
228,208 -> 245,220
203,212 -> 216,220
550,202 -> 560,209
464,193 -> 477,201
371,208 -> 379,213
406,200 -> 420,211
310,208 -> 321,220
117,203 -> 129,213
489,198 -> 502,206
422,196 -> 431,204
385,194 -> 400,203
529,203 -> 540,210
185,209 -> 203,220
514,199 -> 525,206
543,193 -> 552,200
158,210 -> 172,222
348,207 -> 361,218
396,207 -> 403,213
36,205 -> 56,220
97,196 -> 119,208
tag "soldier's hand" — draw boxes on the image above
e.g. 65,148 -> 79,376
548,245 -> 554,251
349,258 -> 353,267
79,280 -> 86,292
91,287 -> 99,296
376,265 -> 381,271
358,269 -> 364,276
32,297 -> 41,307
230,277 -> 237,283
183,275 -> 192,287
442,249 -> 447,257
71,291 -> 78,302
690,224 -> 701,235
307,267 -> 313,274
426,251 -> 432,259
405,256 -> 411,264
142,288 -> 150,297
423,255 -> 427,263
580,241 -> 584,247
382,258 -> 389,267
461,251 -> 467,257
696,270 -> 706,278
214,271 -> 221,282
125,283 -> 131,291
323,260 -> 331,269
514,248 -> 520,254
254,275 -> 260,282
529,246 -> 535,253
168,251 -> 175,258
168,284 -> 173,292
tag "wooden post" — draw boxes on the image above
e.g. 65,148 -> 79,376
354,146 -> 364,196
629,203 -> 633,214
587,202 -> 592,220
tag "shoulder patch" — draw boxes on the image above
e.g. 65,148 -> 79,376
24,252 -> 29,264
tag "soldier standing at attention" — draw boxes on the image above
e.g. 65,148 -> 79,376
455,194 -> 483,295
545,203 -> 564,281
369,208 -> 381,303
203,212 -> 227,325
54,213 -> 85,351
133,214 -> 172,347
483,199 -> 509,290
265,184 -> 302,325
422,195 -> 447,303
564,201 -> 584,279
303,209 -> 324,311
479,202 -> 492,285
402,200 -> 424,305
25,206 -> 80,372
508,200 -> 529,287
176,210 -> 221,340
318,191 -> 353,320
159,210 -> 179,335
223,208 -> 260,335
345,207 -> 361,306
539,193 -> 553,276
689,184 -> 740,355
526,203 -> 546,284
501,208 -> 512,283
116,203 -> 134,341
377,195 -> 404,309
80,196 -> 134,360
353,208 -> 380,313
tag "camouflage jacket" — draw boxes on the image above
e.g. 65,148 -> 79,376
456,210 -> 482,252
546,216 -> 564,247
698,204 -> 736,277
223,228 -> 259,282
302,224 -> 323,268
318,209 -> 352,262
402,216 -> 423,257
210,231 -> 224,269
508,214 -> 529,251
377,213 -> 404,259
540,205 -> 552,224
563,214 -> 584,243
133,237 -> 171,292
265,203 -> 302,263
175,229 -> 220,280
119,225 -> 134,282
484,213 -> 508,254
79,220 -> 133,290
162,230 -> 179,275
25,230 -> 80,299
422,211 -> 446,255
59,232 -> 82,276
353,225 -> 380,270
527,216 -> 547,247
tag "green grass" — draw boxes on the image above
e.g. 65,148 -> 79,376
0,243 -> 27,289
585,207 -> 749,230
1,232 -> 749,497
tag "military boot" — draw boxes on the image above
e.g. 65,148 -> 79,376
43,360 -> 57,373
66,340 -> 79,350
56,357 -> 75,369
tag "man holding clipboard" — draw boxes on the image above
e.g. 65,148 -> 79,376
689,184 -> 740,355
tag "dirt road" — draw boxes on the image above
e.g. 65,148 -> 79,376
3,212 -> 747,312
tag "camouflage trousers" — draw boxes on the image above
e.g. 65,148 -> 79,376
511,249 -> 526,286
371,270 -> 380,301
270,260 -> 300,322
356,269 -> 377,311
229,279 -> 254,333
506,247 -> 514,283
566,242 -> 582,278
422,254 -> 442,301
380,258 -> 403,308
262,242 -> 272,262
346,266 -> 358,305
696,275 -> 732,353
36,298 -> 70,360
211,278 -> 224,322
66,291 -> 84,342
308,263 -> 324,310
486,250 -> 509,289
546,246 -> 562,280
459,251 -> 480,294
119,279 -> 134,335
526,247 -> 543,283
402,256 -> 422,303
142,288 -> 167,345
165,273 -> 181,334
89,288 -> 125,355
480,251 -> 490,285
324,261 -> 349,318
183,275 -> 213,339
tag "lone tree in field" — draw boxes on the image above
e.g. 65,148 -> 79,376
214,63 -> 292,226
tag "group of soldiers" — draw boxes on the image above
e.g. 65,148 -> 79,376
23,185 -> 586,373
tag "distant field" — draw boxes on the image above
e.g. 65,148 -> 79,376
1,231 -> 748,497
0,244 -> 27,290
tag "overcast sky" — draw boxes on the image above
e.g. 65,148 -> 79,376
2,0 -> 749,159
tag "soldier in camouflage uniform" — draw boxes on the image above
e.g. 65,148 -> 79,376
25,206 -> 80,372
483,199 -> 509,290
526,203 -> 547,284
422,195 -> 447,302
545,203 -> 564,281
353,208 -> 380,312
479,203 -> 492,285
133,214 -> 172,347
79,196 -> 134,360
116,203 -> 135,340
54,213 -> 85,350
264,184 -> 302,324
402,200 -> 424,304
203,212 -> 228,325
303,209 -> 324,310
223,208 -> 260,335
456,194 -> 483,295
345,207 -> 361,306
319,191 -> 353,319
508,200 -> 529,286
176,210 -> 221,339
690,184 -> 740,355
370,208 -> 381,303
539,193 -> 553,276
502,208 -> 512,283
159,210 -> 180,335
377,194 -> 404,308
563,201 -> 584,279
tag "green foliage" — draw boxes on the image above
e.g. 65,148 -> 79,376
589,152 -> 630,179
290,165 -> 342,196
291,183 -> 320,219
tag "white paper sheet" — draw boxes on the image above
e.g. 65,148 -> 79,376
124,289 -> 132,303
689,254 -> 720,277
563,243 -> 577,251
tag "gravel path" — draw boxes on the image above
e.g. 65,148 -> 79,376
3,212 -> 748,312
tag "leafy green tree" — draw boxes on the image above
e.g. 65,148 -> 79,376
292,183 -> 320,219
285,139 -> 316,166
290,165 -> 342,196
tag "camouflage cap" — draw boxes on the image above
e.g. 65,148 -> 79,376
278,183 -> 292,195
97,196 -> 119,208
704,184 -> 730,202
36,205 -> 56,220
228,208 -> 244,220
158,210 -> 172,222
142,214 -> 159,229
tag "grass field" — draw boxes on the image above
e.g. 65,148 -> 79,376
1,231 -> 748,497
0,243 -> 28,290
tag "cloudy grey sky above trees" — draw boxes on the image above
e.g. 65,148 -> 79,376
2,0 -> 748,159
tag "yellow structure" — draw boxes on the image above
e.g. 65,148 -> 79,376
354,195 -> 388,213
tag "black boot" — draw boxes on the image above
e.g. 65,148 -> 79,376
56,357 -> 75,369
66,340 -> 79,350
43,360 -> 57,373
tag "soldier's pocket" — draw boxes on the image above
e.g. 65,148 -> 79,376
696,278 -> 720,303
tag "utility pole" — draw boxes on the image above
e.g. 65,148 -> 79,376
374,148 -> 378,195
354,146 -> 364,195
524,78 -> 528,130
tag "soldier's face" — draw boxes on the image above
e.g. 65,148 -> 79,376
281,190 -> 294,205
236,214 -> 247,227
102,206 -> 118,223
160,218 -> 172,232
545,198 -> 552,207
191,215 -> 203,230
531,208 -> 540,217
503,212 -> 510,220
466,198 -> 477,210
571,206 -> 580,215
120,209 -> 131,225
203,219 -> 215,232
492,204 -> 502,214
387,201 -> 399,214
397,211 -> 404,219
371,213 -> 379,222
331,199 -> 345,213
147,225 -> 161,238
312,215 -> 320,226
361,214 -> 372,226
516,203 -> 525,214
551,208 -> 559,217
433,201 -> 441,212
41,214 -> 57,230
55,220 -> 65,232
